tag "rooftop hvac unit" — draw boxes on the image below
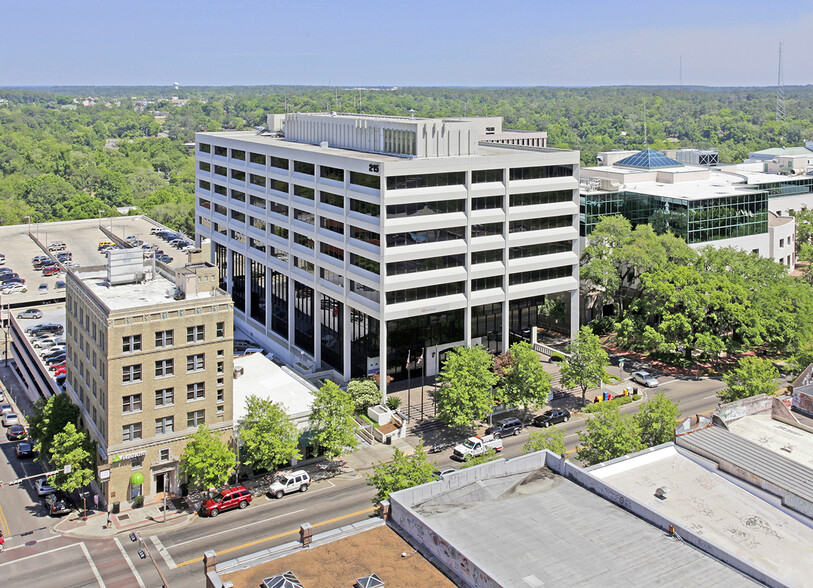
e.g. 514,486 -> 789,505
233,366 -> 245,379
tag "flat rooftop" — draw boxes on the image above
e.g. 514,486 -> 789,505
410,465 -> 755,586
220,523 -> 454,588
593,445 -> 813,587
76,268 -> 226,312
199,130 -> 568,162
726,414 -> 813,470
232,352 -> 316,423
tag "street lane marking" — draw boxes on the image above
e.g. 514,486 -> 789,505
0,494 -> 10,537
175,506 -> 377,568
79,541 -> 106,588
114,537 -> 146,588
0,542 -> 77,567
3,534 -> 59,552
149,535 -> 176,570
704,395 -> 719,399
167,507 -> 306,550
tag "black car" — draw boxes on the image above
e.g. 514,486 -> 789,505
0,273 -> 22,283
16,441 -> 37,458
6,424 -> 27,440
44,492 -> 72,516
532,409 -> 571,428
26,323 -> 64,336
485,417 -> 524,439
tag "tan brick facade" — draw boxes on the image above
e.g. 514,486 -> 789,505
66,261 -> 234,506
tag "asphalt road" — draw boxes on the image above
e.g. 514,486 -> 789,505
0,374 -> 727,587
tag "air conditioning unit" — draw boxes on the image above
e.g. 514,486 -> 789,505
233,366 -> 245,379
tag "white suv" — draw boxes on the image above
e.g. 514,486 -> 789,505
269,470 -> 310,499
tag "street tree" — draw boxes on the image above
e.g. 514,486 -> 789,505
499,342 -> 552,420
436,345 -> 498,428
576,403 -> 644,466
180,425 -> 236,491
559,327 -> 610,405
27,392 -> 80,456
238,395 -> 300,473
366,443 -> 437,505
310,380 -> 359,459
719,356 -> 780,404
458,448 -> 501,470
49,423 -> 94,493
523,427 -> 566,456
346,378 -> 381,413
634,393 -> 680,447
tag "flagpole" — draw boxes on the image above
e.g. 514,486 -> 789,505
420,347 -> 425,421
406,351 -> 411,421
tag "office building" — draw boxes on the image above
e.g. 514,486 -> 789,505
65,250 -> 234,505
195,113 -> 580,388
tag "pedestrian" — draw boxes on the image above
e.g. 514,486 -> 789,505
93,494 -> 99,511
106,510 -> 112,528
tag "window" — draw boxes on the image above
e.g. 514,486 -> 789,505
386,227 -> 465,247
321,191 -> 344,208
386,282 -> 465,304
159,449 -> 171,461
155,330 -> 174,348
509,265 -> 572,285
509,215 -> 572,233
198,143 -> 211,154
294,185 -> 314,200
199,179 -> 211,191
386,171 -> 465,190
349,171 -> 379,189
231,189 -> 246,203
509,241 -> 572,259
294,209 -> 314,224
187,353 -> 205,372
472,249 -> 504,264
199,161 -> 210,172
122,364 -> 142,383
155,358 -> 174,378
187,325 -> 205,343
122,335 -> 141,353
231,210 -> 246,223
187,382 -> 205,401
214,165 -> 227,177
230,149 -> 245,161
472,195 -> 504,210
320,165 -> 344,182
249,173 -> 266,187
155,387 -> 174,407
214,146 -> 227,157
386,200 -> 465,218
122,394 -> 142,413
471,222 -> 503,237
269,201 -> 289,216
270,156 -> 288,171
472,169 -> 503,183
270,179 -> 289,195
387,254 -> 465,275
249,195 -> 265,209
294,161 -> 315,175
320,217 -> 344,235
231,169 -> 246,182
155,416 -> 174,435
217,360 -> 224,374
122,423 -> 142,442
509,165 -> 573,181
187,409 -> 206,428
350,198 -> 380,217
249,152 -> 264,165
350,252 -> 380,274
472,276 -> 503,291
510,190 -> 573,207
294,233 -> 314,249
216,322 -> 225,338
320,243 -> 344,261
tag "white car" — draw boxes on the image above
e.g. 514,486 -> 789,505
33,337 -> 59,349
41,345 -> 66,356
631,370 -> 659,388
269,470 -> 310,499
35,478 -> 57,496
3,412 -> 19,427
0,403 -> 13,414
3,283 -> 27,294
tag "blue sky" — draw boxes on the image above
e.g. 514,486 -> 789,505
2,0 -> 810,87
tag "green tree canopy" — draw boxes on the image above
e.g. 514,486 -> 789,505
27,393 -> 80,456
634,393 -> 680,446
436,345 -> 498,427
180,425 -> 236,491
49,423 -> 95,493
310,380 -> 359,459
577,403 -> 644,466
719,356 -> 780,404
498,342 -> 552,419
366,443 -> 437,505
560,327 -> 610,405
346,378 -> 382,413
523,427 -> 566,456
458,448 -> 501,470
238,395 -> 301,472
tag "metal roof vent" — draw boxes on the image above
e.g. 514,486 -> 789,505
655,486 -> 670,500
262,571 -> 304,588
355,573 -> 384,588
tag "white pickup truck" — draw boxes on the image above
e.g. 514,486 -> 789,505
452,434 -> 503,461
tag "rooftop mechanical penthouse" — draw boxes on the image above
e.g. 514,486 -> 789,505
195,113 -> 579,391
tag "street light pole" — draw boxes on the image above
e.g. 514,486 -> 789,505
24,215 -> 31,236
163,473 -> 168,523
98,210 -> 103,228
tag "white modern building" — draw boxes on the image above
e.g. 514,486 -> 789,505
195,113 -> 579,391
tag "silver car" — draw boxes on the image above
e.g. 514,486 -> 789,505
631,370 -> 659,387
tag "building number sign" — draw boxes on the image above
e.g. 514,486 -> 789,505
368,164 -> 379,173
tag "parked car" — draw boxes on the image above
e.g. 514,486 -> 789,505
16,441 -> 36,458
56,252 -> 72,261
0,403 -> 13,414
41,345 -> 66,357
2,283 -> 27,294
45,355 -> 67,367
44,492 -> 72,516
200,486 -> 252,517
3,412 -> 20,427
631,371 -> 659,388
0,267 -> 15,275
0,253 -> 5,263
53,366 -> 66,377
98,240 -> 115,250
453,434 -> 503,461
532,409 -> 571,428
33,337 -> 59,349
269,471 -> 311,499
56,280 -> 66,290
0,272 -> 22,282
6,424 -> 27,440
55,374 -> 66,389
125,235 -> 138,242
63,261 -> 79,269
47,241 -> 66,252
32,256 -> 49,268
156,254 -> 173,263
17,309 -> 43,320
38,283 -> 48,293
233,339 -> 258,353
26,323 -> 64,336
485,417 -> 524,439
35,478 -> 57,496
42,266 -> 61,277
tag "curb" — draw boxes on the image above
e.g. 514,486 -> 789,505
52,510 -> 197,540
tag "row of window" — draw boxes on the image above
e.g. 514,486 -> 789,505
121,325 -> 220,353
121,409 -> 209,441
122,383 -> 212,415
122,353 -> 224,383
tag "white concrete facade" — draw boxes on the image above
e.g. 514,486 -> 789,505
195,114 -> 580,392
